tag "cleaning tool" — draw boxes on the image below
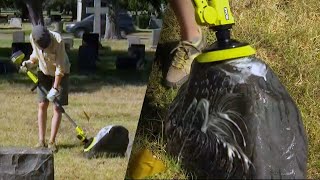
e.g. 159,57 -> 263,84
164,0 -> 308,179
10,51 -> 129,157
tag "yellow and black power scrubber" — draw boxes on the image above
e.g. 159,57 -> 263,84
193,0 -> 256,62
11,51 -> 130,158
164,0 -> 308,179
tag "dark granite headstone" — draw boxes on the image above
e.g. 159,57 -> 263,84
78,33 -> 100,73
116,44 -> 145,70
50,15 -> 61,22
128,44 -> 145,60
165,57 -> 308,179
78,45 -> 97,72
84,125 -> 129,159
0,148 -> 54,180
82,33 -> 99,49
11,43 -> 32,60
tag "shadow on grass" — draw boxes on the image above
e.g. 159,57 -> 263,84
58,143 -> 80,149
0,46 -> 155,93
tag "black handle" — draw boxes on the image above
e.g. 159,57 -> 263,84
31,83 -> 38,92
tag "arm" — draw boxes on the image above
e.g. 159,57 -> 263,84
53,75 -> 62,90
29,35 -> 39,64
53,38 -> 66,89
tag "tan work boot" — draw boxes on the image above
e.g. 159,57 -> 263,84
35,141 -> 47,148
165,29 -> 206,88
48,141 -> 58,153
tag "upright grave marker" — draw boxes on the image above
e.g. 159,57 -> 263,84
8,18 -> 22,28
151,29 -> 161,49
12,31 -> 25,43
0,148 -> 54,179
127,35 -> 141,48
78,33 -> 99,72
86,0 -> 108,38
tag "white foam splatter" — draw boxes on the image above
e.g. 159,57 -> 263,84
223,57 -> 268,84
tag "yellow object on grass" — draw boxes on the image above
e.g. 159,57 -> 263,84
129,148 -> 166,179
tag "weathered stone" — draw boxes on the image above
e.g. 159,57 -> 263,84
165,57 -> 308,179
12,31 -> 25,43
84,125 -> 129,159
0,148 -> 54,180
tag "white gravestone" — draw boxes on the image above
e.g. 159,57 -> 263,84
12,31 -> 25,43
151,29 -> 161,49
8,18 -> 22,29
86,0 -> 108,38
127,36 -> 141,48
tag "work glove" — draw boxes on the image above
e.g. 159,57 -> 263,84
20,60 -> 35,73
21,60 -> 35,69
47,88 -> 60,102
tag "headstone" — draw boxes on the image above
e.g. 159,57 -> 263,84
0,59 -> 16,74
149,16 -> 163,29
84,125 -> 129,159
11,43 -> 33,60
127,36 -> 141,48
86,0 -> 108,38
50,15 -> 62,22
8,18 -> 22,28
78,45 -> 98,72
44,17 -> 52,26
0,148 -> 54,179
51,21 -> 63,33
78,33 -> 99,72
12,31 -> 25,43
82,33 -> 99,49
0,16 -> 7,24
151,29 -> 161,49
116,44 -> 145,70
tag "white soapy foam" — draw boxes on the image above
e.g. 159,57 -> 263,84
223,57 -> 268,84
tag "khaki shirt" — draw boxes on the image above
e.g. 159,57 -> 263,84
29,31 -> 71,77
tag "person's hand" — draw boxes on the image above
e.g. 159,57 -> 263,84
21,60 -> 34,69
47,88 -> 60,102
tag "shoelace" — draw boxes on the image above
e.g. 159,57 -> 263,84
170,41 -> 201,69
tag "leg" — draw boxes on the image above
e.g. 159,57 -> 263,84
48,74 -> 69,152
49,105 -> 62,144
169,0 -> 201,42
38,101 -> 49,145
165,0 -> 206,88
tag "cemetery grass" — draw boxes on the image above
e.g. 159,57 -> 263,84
0,36 -> 153,179
131,0 -> 320,179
